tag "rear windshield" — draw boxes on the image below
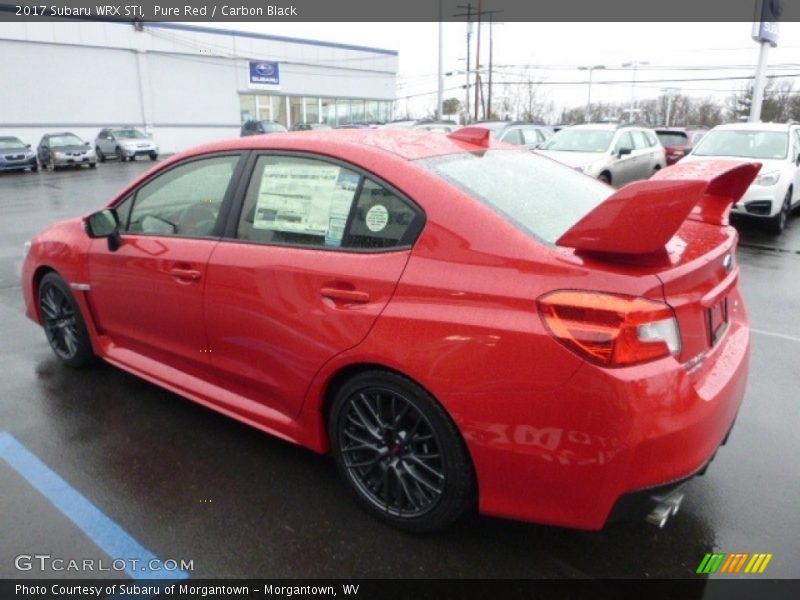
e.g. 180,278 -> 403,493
656,132 -> 689,146
419,150 -> 611,244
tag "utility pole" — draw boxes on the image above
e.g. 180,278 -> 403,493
437,0 -> 443,119
577,65 -> 606,123
474,0 -> 482,121
455,3 -> 475,123
485,10 -> 502,121
750,0 -> 782,122
661,87 -> 679,127
622,60 -> 649,123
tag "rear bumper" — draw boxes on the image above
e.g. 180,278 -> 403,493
467,294 -> 750,530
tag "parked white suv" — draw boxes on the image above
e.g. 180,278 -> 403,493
535,123 -> 666,186
680,122 -> 800,233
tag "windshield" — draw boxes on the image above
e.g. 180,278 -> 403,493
419,150 -> 612,244
113,129 -> 147,139
692,130 -> 788,160
49,134 -> 84,147
540,129 -> 614,153
656,132 -> 689,147
0,137 -> 26,149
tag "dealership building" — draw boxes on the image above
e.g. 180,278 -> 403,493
0,21 -> 398,153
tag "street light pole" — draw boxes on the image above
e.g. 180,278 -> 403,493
622,60 -> 649,123
578,64 -> 606,123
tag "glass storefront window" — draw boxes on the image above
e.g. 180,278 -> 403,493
304,97 -> 320,124
241,95 -> 392,127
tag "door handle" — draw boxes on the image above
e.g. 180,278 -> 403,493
170,268 -> 202,283
320,287 -> 370,303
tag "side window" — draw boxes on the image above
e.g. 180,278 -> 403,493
615,132 -> 633,153
237,155 -> 360,247
500,128 -> 523,145
521,129 -> 542,145
114,194 -> 134,230
345,178 -> 421,249
127,155 -> 239,237
644,130 -> 658,147
631,130 -> 648,150
236,155 -> 423,251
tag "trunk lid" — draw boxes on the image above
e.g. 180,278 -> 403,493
556,160 -> 760,365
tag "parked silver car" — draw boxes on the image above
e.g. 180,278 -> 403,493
95,128 -> 159,162
536,123 -> 666,186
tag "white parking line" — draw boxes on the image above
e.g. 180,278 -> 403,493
752,328 -> 800,344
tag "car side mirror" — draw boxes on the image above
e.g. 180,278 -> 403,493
617,147 -> 632,158
84,141 -> 90,146
86,209 -> 122,251
26,144 -> 31,149
796,152 -> 800,166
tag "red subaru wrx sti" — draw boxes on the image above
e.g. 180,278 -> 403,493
21,128 -> 757,532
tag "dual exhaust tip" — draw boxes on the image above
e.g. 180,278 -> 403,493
645,490 -> 685,528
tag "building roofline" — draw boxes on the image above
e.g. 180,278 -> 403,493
145,22 -> 399,56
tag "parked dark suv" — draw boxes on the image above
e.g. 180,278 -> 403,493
241,120 -> 288,136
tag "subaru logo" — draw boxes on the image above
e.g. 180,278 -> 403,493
255,63 -> 275,76
723,254 -> 733,272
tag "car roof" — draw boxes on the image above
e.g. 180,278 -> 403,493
180,129 -> 506,162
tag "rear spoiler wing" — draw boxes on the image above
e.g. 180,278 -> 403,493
556,160 -> 761,256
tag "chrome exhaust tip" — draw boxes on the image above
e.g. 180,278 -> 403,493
645,490 -> 685,528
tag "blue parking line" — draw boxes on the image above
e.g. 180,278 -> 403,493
0,431 -> 189,581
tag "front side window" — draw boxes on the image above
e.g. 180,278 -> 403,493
236,155 -> 422,250
631,130 -> 648,150
521,129 -> 543,145
614,132 -> 634,153
127,155 -> 239,237
500,128 -> 523,145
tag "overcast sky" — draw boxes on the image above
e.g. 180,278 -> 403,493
210,21 -> 800,118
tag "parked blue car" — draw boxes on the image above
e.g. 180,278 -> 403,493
0,136 -> 38,173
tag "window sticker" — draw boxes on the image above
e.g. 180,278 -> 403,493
253,163 -> 342,235
365,204 -> 389,232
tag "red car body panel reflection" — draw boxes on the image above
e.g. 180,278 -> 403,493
21,130 -> 753,529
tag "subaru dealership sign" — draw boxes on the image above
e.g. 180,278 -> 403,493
249,61 -> 280,89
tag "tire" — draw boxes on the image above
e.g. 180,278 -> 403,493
89,162 -> 97,169
48,156 -> 57,171
767,189 -> 791,234
30,164 -> 38,173
115,146 -> 126,162
38,273 -> 94,368
328,370 -> 475,533
598,171 -> 612,185
149,152 -> 158,161
96,147 -> 106,163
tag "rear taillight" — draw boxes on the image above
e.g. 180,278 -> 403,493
537,291 -> 681,367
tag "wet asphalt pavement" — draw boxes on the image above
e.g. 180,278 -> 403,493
0,161 -> 798,581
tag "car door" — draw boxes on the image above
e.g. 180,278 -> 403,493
86,153 -> 245,379
630,129 -> 652,181
100,131 -> 115,154
792,129 -> 800,207
610,131 -> 636,185
37,136 -> 49,165
203,153 -> 424,418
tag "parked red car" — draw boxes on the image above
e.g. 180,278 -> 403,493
656,128 -> 707,165
22,128 -> 756,532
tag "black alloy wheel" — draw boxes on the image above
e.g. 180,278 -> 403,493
329,371 -> 474,532
38,273 -> 93,368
